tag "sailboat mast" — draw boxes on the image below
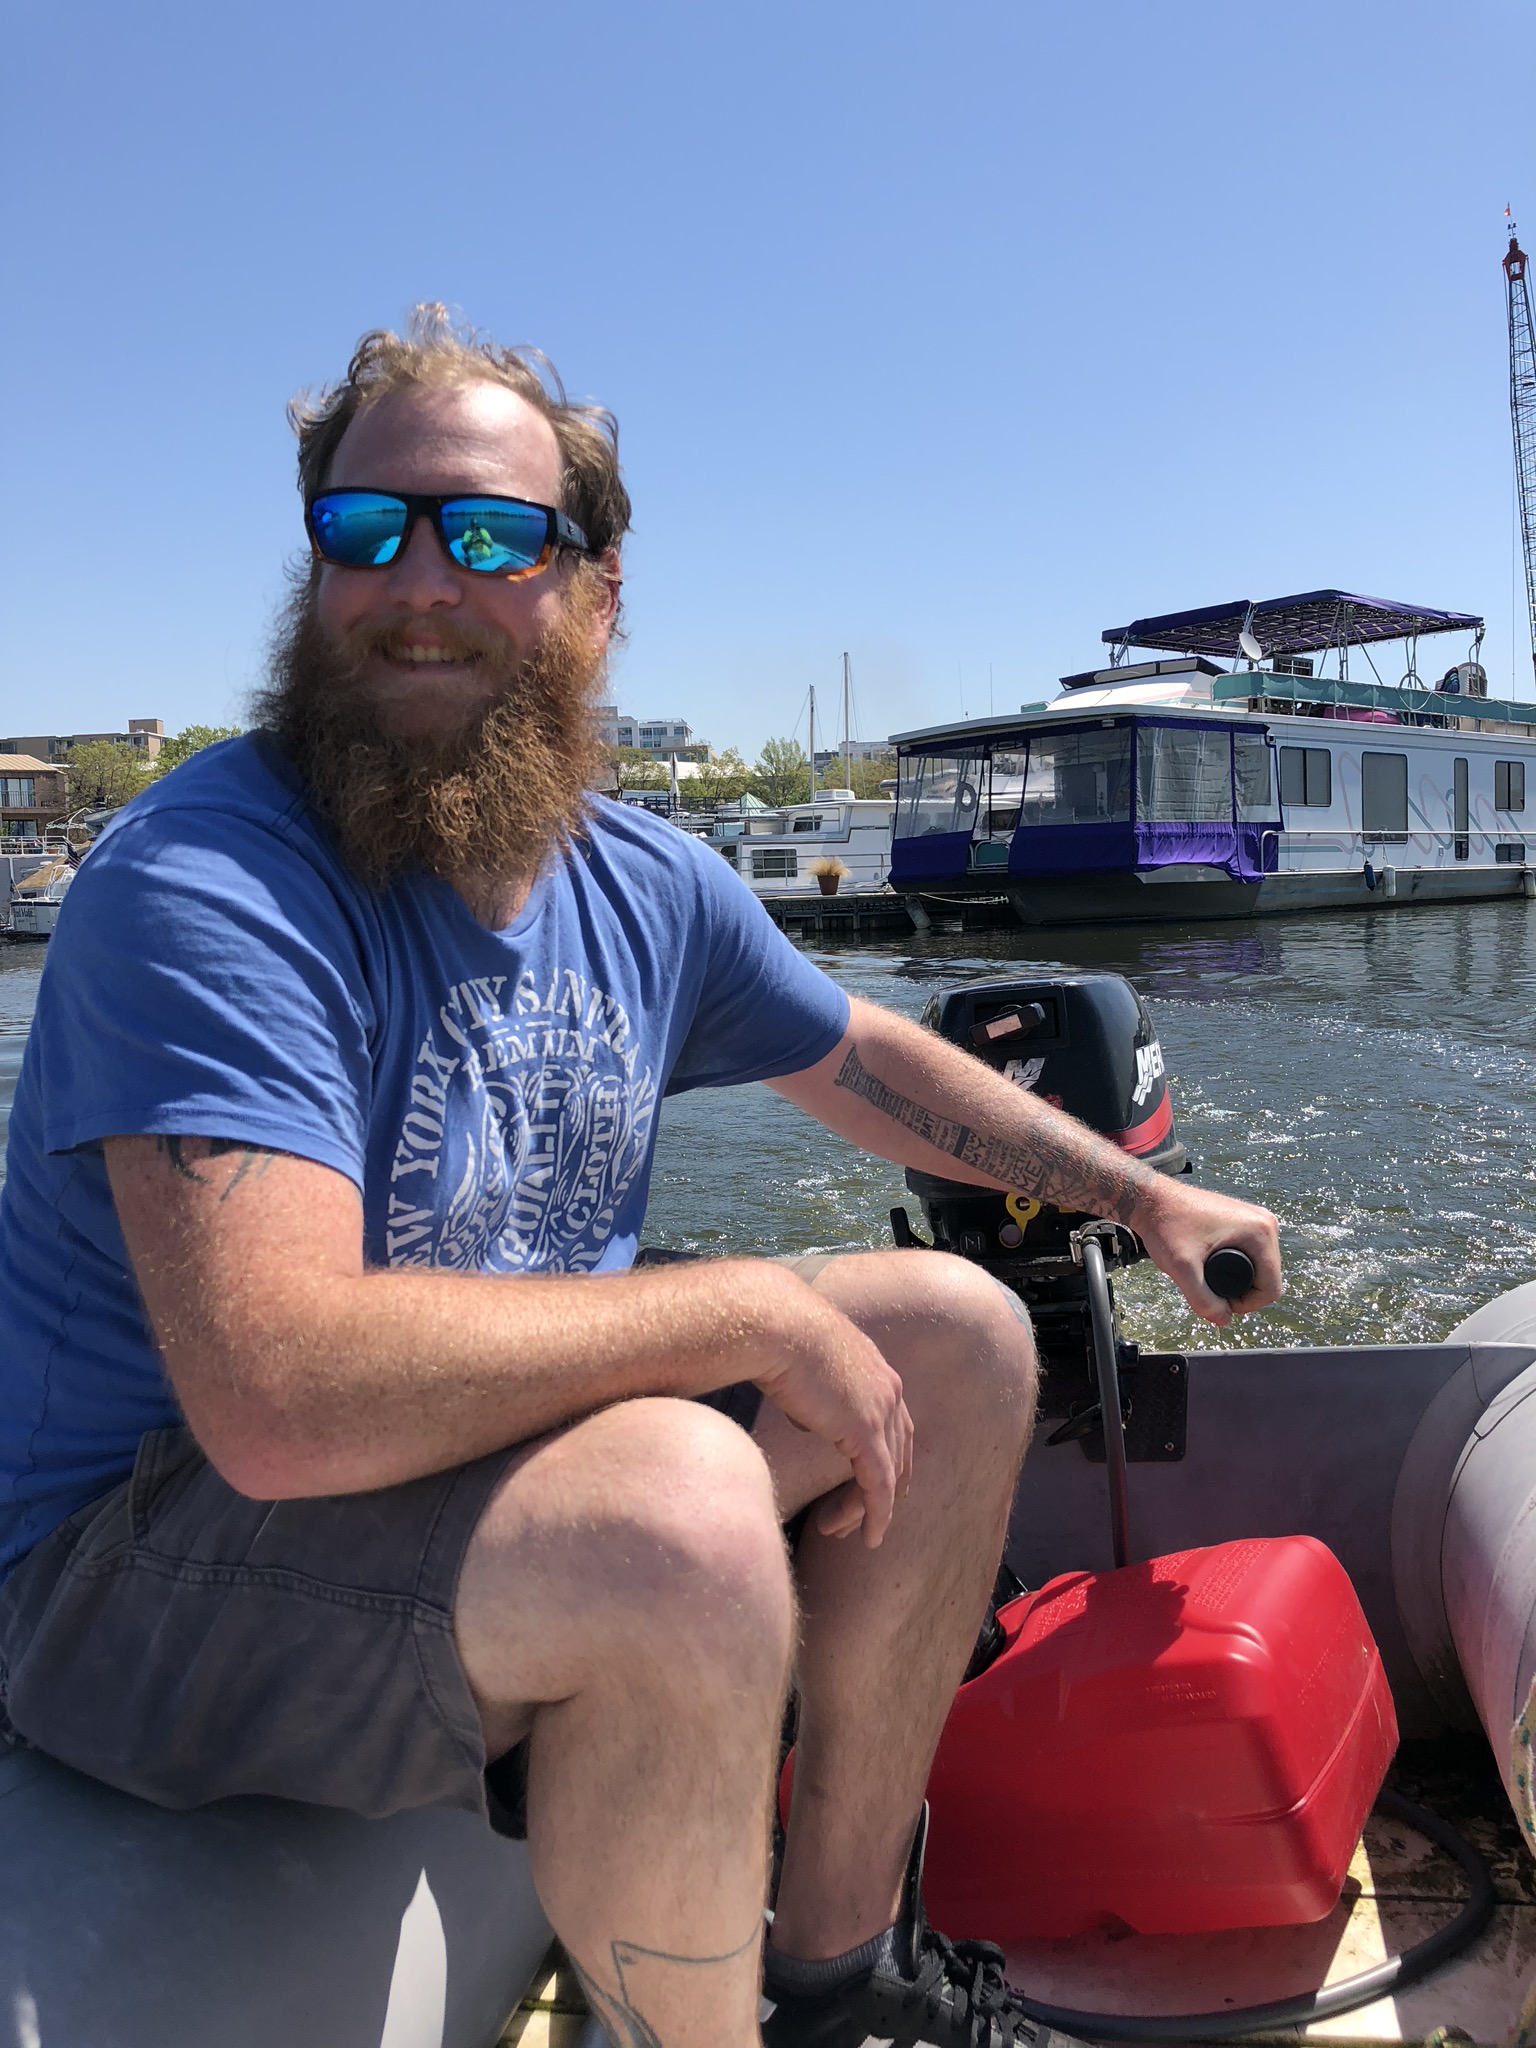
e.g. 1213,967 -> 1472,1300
808,687 -> 816,804
842,651 -> 851,790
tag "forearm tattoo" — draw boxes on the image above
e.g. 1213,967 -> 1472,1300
570,1923 -> 762,2047
833,1043 -> 1150,1224
155,1136 -> 281,1202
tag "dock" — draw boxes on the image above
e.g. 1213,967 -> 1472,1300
759,890 -> 1016,937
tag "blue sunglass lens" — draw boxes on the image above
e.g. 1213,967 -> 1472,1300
441,498 -> 550,574
310,493 -> 407,567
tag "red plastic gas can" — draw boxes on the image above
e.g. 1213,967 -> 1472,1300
920,1536 -> 1397,1940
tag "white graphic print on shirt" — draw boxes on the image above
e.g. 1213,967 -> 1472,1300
384,967 -> 658,1272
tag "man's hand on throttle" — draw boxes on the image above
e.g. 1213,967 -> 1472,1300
1130,1177 -> 1283,1328
752,1285 -> 913,1547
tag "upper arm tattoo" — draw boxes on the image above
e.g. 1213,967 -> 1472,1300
155,1136 -> 283,1202
832,1042 -> 1150,1225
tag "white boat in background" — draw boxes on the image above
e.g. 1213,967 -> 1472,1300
703,655 -> 897,901
6,854 -> 75,937
703,789 -> 896,897
3,807 -> 121,938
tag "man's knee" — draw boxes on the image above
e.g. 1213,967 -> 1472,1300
470,1397 -> 795,1694
923,1256 -> 1038,1420
600,1399 -> 794,1662
808,1248 -> 1037,1415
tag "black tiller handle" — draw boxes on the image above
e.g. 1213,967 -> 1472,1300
1203,1247 -> 1255,1302
1080,1236 -> 1133,1570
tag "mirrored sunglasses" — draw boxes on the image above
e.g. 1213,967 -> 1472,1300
306,489 -> 593,581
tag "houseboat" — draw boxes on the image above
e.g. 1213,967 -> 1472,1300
890,590 -> 1536,923
703,789 -> 896,898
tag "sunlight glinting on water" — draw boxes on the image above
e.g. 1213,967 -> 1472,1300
646,901 -> 1536,1350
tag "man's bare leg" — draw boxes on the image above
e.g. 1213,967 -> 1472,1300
454,1397 -> 794,2048
759,1251 -> 1037,1962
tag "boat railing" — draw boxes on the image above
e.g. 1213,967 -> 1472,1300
1215,672 -> 1536,735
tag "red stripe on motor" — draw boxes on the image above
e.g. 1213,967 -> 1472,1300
1114,1090 -> 1174,1155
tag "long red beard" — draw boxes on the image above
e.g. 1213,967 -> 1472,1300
255,568 -> 610,892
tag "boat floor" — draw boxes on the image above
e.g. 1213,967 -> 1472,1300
499,1737 -> 1536,2047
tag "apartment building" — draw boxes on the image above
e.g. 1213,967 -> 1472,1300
0,718 -> 165,763
597,706 -> 710,760
0,756 -> 69,841
812,740 -> 896,772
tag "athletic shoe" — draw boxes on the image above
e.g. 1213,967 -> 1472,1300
760,1809 -> 1089,2048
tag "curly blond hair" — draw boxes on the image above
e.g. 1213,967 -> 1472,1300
288,304 -> 631,558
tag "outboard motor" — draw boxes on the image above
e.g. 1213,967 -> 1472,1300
892,973 -> 1190,1460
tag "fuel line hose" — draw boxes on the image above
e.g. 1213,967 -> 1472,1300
1009,1786 -> 1494,2041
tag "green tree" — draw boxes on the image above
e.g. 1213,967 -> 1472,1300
684,747 -> 753,810
61,740 -> 155,813
846,755 -> 898,800
610,746 -> 668,790
752,736 -> 810,807
158,723 -> 243,771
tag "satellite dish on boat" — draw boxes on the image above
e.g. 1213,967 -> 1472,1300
1238,631 -> 1263,664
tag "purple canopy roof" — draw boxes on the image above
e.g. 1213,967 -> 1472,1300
1103,590 -> 1484,659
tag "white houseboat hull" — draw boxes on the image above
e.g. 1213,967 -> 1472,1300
1007,861 -> 1535,925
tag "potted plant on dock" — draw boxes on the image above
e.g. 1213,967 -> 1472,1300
809,856 -> 850,897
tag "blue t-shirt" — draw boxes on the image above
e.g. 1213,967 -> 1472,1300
0,736 -> 849,1578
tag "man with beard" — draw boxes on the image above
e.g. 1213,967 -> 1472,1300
0,310 -> 1282,2048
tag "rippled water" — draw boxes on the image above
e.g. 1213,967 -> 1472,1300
644,904 -> 1536,1353
5,902 -> 1535,1352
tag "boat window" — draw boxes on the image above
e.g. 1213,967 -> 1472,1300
1496,760 -> 1527,813
1233,734 -> 1277,820
978,752 -> 1026,838
791,817 -> 820,833
751,848 -> 798,879
1136,727 -> 1232,823
1018,729 -> 1132,827
1361,751 -> 1409,838
1278,746 -> 1332,807
894,753 -> 985,838
715,842 -> 739,868
1454,757 -> 1469,859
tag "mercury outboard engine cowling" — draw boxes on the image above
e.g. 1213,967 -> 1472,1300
893,973 -> 1192,1463
903,972 -> 1185,1267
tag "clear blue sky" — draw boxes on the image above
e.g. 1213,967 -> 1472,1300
5,0 -> 1534,758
